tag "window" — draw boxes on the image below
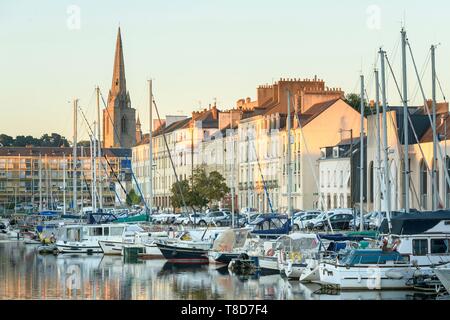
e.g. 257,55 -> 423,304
110,227 -> 124,236
103,227 -> 110,236
121,116 -> 127,133
431,239 -> 449,254
419,160 -> 428,209
89,227 -> 103,236
412,239 -> 428,256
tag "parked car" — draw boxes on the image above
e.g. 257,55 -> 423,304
292,212 -> 320,231
349,211 -> 374,230
197,211 -> 230,226
240,207 -> 258,215
312,212 -> 354,230
177,213 -> 206,225
215,213 -> 248,227
151,213 -> 177,224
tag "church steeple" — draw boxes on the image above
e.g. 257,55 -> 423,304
109,27 -> 128,106
103,26 -> 136,149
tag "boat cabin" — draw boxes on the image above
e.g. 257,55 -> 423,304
338,249 -> 409,266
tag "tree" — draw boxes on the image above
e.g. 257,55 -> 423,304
0,133 -> 70,147
126,188 -> 141,206
344,93 -> 362,111
204,170 -> 230,203
169,167 -> 230,210
0,134 -> 13,147
170,180 -> 191,210
344,93 -> 371,114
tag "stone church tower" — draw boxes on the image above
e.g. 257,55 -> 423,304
103,27 -> 136,148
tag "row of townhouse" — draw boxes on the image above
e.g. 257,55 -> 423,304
365,101 -> 450,213
132,77 -> 364,213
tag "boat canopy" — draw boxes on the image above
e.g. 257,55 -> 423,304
318,233 -> 368,242
276,233 -> 320,252
339,249 -> 409,266
212,228 -> 250,252
379,210 -> 450,235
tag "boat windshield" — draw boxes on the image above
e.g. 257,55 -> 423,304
340,250 -> 410,266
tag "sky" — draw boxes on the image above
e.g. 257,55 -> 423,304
1,0 -> 449,142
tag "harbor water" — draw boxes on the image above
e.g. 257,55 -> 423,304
0,240 -> 433,300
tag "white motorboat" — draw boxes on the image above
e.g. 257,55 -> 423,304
317,249 -> 434,290
98,227 -> 167,256
55,223 -> 130,254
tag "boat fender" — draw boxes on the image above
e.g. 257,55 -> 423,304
385,269 -> 404,279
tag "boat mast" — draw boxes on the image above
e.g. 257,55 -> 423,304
401,28 -> 410,212
148,79 -> 153,215
359,75 -> 365,231
247,131 -> 251,218
375,69 -> 382,214
39,153 -> 42,212
63,153 -> 66,215
92,123 -> 97,214
380,48 -> 392,231
431,44 -> 438,211
230,111 -> 236,227
286,89 -> 293,217
73,98 -> 78,215
96,86 -> 103,210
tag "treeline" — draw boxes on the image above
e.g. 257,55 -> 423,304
0,133 -> 70,147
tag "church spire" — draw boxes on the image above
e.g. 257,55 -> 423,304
110,27 -> 127,99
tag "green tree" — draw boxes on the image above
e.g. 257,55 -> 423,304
126,188 -> 141,206
0,134 -> 14,146
203,170 -> 230,203
170,180 -> 191,209
344,93 -> 362,111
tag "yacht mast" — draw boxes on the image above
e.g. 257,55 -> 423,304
359,75 -> 365,231
39,153 -> 42,212
73,98 -> 78,215
401,28 -> 410,212
286,89 -> 293,217
380,48 -> 392,231
148,79 -> 153,215
431,44 -> 438,211
92,123 -> 97,214
96,86 -> 103,210
63,153 -> 66,215
375,69 -> 382,213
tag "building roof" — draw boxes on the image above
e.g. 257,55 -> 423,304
0,147 -> 131,158
386,106 -> 447,144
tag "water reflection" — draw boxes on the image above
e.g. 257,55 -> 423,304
0,241 -> 431,300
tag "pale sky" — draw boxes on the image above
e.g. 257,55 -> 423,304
1,0 -> 449,142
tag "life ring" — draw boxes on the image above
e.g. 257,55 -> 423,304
266,248 -> 275,257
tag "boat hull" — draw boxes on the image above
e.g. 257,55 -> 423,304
209,252 -> 240,265
317,263 -> 417,290
257,256 -> 280,272
157,243 -> 209,264
56,243 -> 103,254
98,240 -> 125,255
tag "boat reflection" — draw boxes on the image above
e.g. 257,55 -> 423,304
0,242 -> 435,300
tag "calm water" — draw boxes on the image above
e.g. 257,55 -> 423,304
0,239 -> 432,300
